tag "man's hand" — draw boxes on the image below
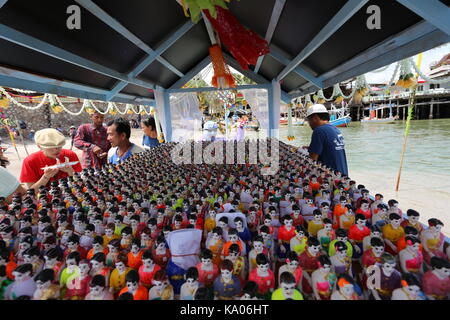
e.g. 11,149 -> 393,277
92,145 -> 103,155
43,166 -> 59,179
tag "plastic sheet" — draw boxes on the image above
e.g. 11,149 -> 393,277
241,88 -> 269,136
169,92 -> 203,142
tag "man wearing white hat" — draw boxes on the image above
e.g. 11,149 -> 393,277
305,104 -> 348,176
20,128 -> 82,190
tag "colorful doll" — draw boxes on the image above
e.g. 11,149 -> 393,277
106,239 -> 120,268
272,271 -> 304,300
205,227 -> 224,267
3,263 -> 37,300
368,253 -> 402,300
348,214 -> 371,259
248,253 -> 275,299
328,229 -> 353,258
330,241 -> 352,277
248,235 -> 267,273
355,199 -> 372,221
109,253 -> 131,296
32,269 -> 60,300
151,235 -> 171,269
307,210 -> 324,237
64,259 -> 91,300
89,252 -> 110,285
225,243 -> 247,285
312,255 -> 337,300
362,237 -> 385,271
119,227 -> 133,251
391,273 -> 425,300
399,236 -> 423,276
127,239 -> 144,270
149,270 -> 174,300
290,225 -> 308,256
339,205 -> 355,230
362,225 -> 382,252
421,218 -> 446,266
277,215 -> 296,262
422,257 -> 450,300
86,236 -> 108,260
213,259 -> 241,300
401,209 -> 423,234
43,248 -> 63,280
179,267 -> 200,300
317,218 -> 335,253
23,246 -> 43,275
221,228 -> 245,259
196,249 -> 219,288
277,251 -> 303,289
138,250 -> 161,289
382,213 -> 405,256
331,275 -> 360,300
85,275 -> 113,300
290,205 -> 304,228
234,217 -> 251,253
0,265 -> 13,300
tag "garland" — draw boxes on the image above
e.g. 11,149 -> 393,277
0,86 -> 49,110
408,57 -> 450,84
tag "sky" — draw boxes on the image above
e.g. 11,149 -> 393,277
198,42 -> 450,87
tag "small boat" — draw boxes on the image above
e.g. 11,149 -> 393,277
361,116 -> 397,124
330,115 -> 352,127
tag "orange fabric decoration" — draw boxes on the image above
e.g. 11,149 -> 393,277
338,277 -> 350,288
401,280 -> 408,287
209,44 -> 236,89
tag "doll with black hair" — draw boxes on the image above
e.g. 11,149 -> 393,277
32,268 -> 60,300
3,263 -> 36,300
85,274 -> 113,300
180,267 -> 200,300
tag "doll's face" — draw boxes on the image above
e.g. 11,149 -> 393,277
84,229 -> 94,237
337,249 -> 347,258
284,219 -> 293,228
382,262 -> 396,274
235,220 -> 243,229
341,283 -> 354,297
156,242 -> 165,251
143,258 -> 154,268
131,219 -> 139,228
436,267 -> 450,278
229,234 -> 238,243
405,285 -> 420,298
163,230 -> 170,238
409,216 -> 419,224
264,219 -> 271,227
310,245 -> 321,255
361,203 -> 369,210
131,244 -> 140,254
122,233 -> 131,240
371,231 -> 381,238
12,271 -> 28,282
141,233 -> 150,242
373,246 -> 384,256
105,228 -> 114,237
79,262 -> 90,275
212,232 -> 222,241
431,225 -> 442,232
287,259 -> 299,270
357,219 -> 366,227
219,221 -> 227,229
281,282 -> 296,296
152,280 -> 166,291
324,223 -> 332,231
201,258 -> 212,267
257,263 -> 270,273
116,261 -> 126,272
185,277 -> 197,286
321,205 -> 330,214
391,219 -> 401,228
410,243 -> 420,252
90,285 -> 103,296
221,269 -> 232,281
337,236 -> 347,243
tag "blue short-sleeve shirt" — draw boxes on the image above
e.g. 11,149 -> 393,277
308,124 -> 348,176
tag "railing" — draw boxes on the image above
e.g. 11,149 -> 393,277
362,88 -> 450,103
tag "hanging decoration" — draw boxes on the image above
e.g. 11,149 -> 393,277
48,95 -> 63,114
0,93 -> 9,109
209,44 -> 236,89
180,0 -> 231,23
396,59 -> 416,89
287,103 -> 295,141
204,6 -> 269,70
304,94 -> 313,108
314,90 -> 327,104
352,75 -> 369,104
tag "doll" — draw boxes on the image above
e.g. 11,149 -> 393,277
151,235 -> 171,269
196,249 -> 219,288
109,253 -> 131,296
311,255 -> 337,300
205,227 -> 224,267
106,239 -> 120,268
307,210 -> 324,237
339,205 -> 355,230
86,236 -> 108,260
362,237 -> 385,271
225,244 -> 246,284
348,214 -> 371,258
240,280 -> 259,300
382,213 -> 405,255
355,199 -> 372,221
391,273 -> 425,300
32,269 -> 60,300
290,205 -> 304,228
362,225 -> 382,252
85,274 -> 113,300
399,237 -> 424,275
0,249 -> 16,281
272,271 -> 303,300
120,227 -> 133,251
401,209 -> 423,234
248,253 -> 275,300
3,263 -> 37,300
277,251 -> 303,288
277,215 -> 296,262
317,218 -> 335,252
23,247 -> 43,275
422,257 -> 450,300
421,218 -> 446,266
330,241 -> 352,277
127,239 -> 144,270
64,234 -> 87,260
221,228 -> 245,259
213,259 -> 241,300
290,225 -> 308,256
179,267 -> 200,300
298,237 -> 322,297
0,265 -> 13,300
43,248 -> 63,280
328,229 -> 353,258
331,275 -> 360,300
64,259 -> 91,300
138,250 -> 161,289
248,235 -> 267,273
234,217 -> 251,253
368,253 -> 402,300
89,252 -> 110,284
149,270 -> 174,300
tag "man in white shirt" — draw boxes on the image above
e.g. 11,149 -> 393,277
203,116 -> 218,141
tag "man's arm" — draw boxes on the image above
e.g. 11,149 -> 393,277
308,129 -> 323,162
74,125 -> 101,154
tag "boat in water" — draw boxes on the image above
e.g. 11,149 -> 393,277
361,106 -> 398,124
329,104 -> 351,127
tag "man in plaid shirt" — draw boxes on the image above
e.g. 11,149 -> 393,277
74,112 -> 111,168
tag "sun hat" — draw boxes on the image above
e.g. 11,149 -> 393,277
306,104 -> 329,118
34,128 -> 65,149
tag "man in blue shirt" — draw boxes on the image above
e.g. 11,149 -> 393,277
305,104 -> 348,176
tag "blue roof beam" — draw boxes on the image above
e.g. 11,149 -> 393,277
0,24 -> 156,90
254,0 -> 286,74
75,0 -> 184,77
107,20 -> 196,100
0,65 -> 155,105
276,0 -> 369,81
0,0 -> 8,9
396,0 -> 450,36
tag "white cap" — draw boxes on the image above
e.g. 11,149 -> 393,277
306,104 -> 328,118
